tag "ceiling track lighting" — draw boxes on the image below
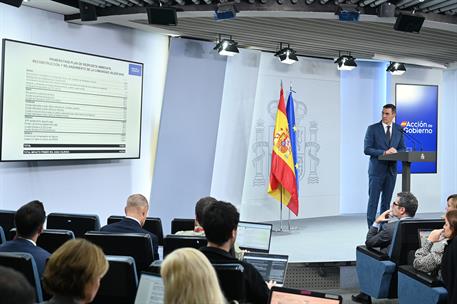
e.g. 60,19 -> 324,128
274,43 -> 298,65
214,34 -> 239,56
386,62 -> 406,75
335,51 -> 357,71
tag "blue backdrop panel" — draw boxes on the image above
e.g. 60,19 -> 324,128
396,84 -> 438,174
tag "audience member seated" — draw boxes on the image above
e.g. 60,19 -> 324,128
0,200 -> 50,277
0,265 -> 35,304
100,194 -> 159,260
42,239 -> 109,304
161,247 -> 226,304
441,209 -> 457,304
352,192 -> 419,304
175,196 -> 244,260
175,196 -> 216,236
413,195 -> 457,277
200,200 -> 271,304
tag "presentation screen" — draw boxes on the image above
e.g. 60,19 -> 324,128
395,84 -> 438,174
1,39 -> 143,161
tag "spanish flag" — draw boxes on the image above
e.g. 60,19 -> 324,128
268,85 -> 299,216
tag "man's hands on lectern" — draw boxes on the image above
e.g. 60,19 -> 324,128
385,147 -> 398,155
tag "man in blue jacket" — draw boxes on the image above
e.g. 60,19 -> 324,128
100,194 -> 159,260
0,200 -> 50,277
364,104 -> 405,228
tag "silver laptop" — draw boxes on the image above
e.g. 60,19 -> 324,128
237,221 -> 273,253
134,272 -> 164,304
243,252 -> 288,286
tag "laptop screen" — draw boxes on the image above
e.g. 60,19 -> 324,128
237,221 -> 273,252
134,273 -> 164,304
269,287 -> 342,304
243,253 -> 288,285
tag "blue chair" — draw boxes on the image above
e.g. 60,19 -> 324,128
170,218 -> 195,234
0,252 -> 43,302
0,226 -> 5,244
47,213 -> 100,238
397,265 -> 447,304
92,256 -> 138,304
84,231 -> 154,275
37,229 -> 75,253
356,219 -> 444,299
213,263 -> 246,303
163,234 -> 207,258
0,210 -> 15,240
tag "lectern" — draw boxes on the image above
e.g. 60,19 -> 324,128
379,151 -> 436,192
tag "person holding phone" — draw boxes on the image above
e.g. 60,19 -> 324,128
414,196 -> 457,277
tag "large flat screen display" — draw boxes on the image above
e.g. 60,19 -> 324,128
395,84 -> 438,174
1,39 -> 143,161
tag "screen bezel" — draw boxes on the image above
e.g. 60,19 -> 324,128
0,38 -> 144,162
237,221 -> 273,253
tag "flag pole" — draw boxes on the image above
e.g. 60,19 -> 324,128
279,186 -> 283,232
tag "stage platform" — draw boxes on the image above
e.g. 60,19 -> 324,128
269,212 -> 442,263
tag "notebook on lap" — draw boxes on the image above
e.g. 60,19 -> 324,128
269,286 -> 342,304
134,272 -> 164,304
243,252 -> 288,286
237,221 -> 273,253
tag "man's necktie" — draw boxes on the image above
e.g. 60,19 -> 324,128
386,125 -> 391,144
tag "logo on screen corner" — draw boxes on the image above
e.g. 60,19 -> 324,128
400,120 -> 433,134
129,64 -> 142,76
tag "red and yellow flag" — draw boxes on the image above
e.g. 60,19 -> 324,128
267,85 -> 299,215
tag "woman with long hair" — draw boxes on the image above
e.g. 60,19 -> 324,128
413,195 -> 457,276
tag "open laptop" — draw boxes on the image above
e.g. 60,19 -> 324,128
237,221 -> 273,253
134,272 -> 164,304
243,252 -> 288,286
269,286 -> 342,304
417,229 -> 433,248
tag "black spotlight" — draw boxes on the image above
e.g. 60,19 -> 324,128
394,13 -> 425,33
214,35 -> 239,56
79,1 -> 97,22
146,7 -> 178,26
386,62 -> 406,75
335,54 -> 357,71
274,43 -> 298,65
0,0 -> 23,7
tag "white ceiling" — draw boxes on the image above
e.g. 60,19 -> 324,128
21,0 -> 457,67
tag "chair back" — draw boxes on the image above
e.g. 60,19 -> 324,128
163,234 -> 207,258
37,229 -> 75,253
389,219 -> 444,265
108,216 -> 164,246
47,213 -> 100,237
0,226 -> 5,244
0,210 -> 15,240
170,218 -> 195,234
84,231 -> 154,274
0,252 -> 43,302
212,263 -> 246,303
92,256 -> 138,304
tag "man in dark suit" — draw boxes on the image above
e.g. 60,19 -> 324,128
352,192 -> 418,304
200,200 -> 271,304
0,200 -> 50,277
364,104 -> 405,227
100,194 -> 159,260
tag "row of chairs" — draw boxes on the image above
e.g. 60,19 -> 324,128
0,210 -> 196,244
356,219 -> 447,303
0,251 -> 139,304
